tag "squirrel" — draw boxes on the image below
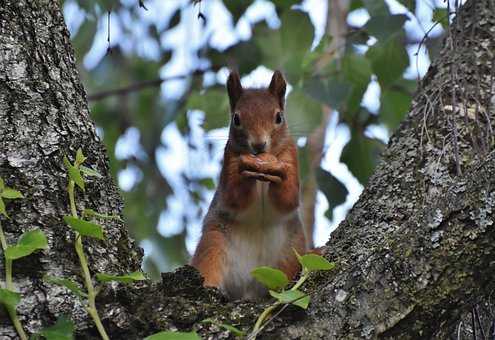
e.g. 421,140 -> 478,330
191,70 -> 309,300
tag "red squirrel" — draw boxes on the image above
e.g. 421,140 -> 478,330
191,70 -> 309,300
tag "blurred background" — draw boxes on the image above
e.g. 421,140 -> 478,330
62,0 -> 449,277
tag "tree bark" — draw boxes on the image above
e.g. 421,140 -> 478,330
0,0 -> 494,339
0,0 -> 141,338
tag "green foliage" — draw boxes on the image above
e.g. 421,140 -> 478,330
79,166 -> 102,178
43,276 -> 87,300
144,331 -> 201,340
95,271 -> 146,283
285,88 -> 322,133
341,132 -> 384,184
379,89 -> 412,130
251,266 -> 289,291
63,216 -> 104,240
254,10 -> 314,83
39,316 -> 74,340
250,253 -> 336,337
297,253 -> 335,272
269,289 -> 309,309
366,35 -> 409,88
0,288 -> 20,309
341,54 -> 372,116
63,156 -> 85,191
315,168 -> 348,220
186,88 -> 230,131
433,8 -> 449,29
0,177 -> 23,218
5,229 -> 48,260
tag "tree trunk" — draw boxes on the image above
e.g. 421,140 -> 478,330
0,0 -> 141,338
0,0 -> 494,339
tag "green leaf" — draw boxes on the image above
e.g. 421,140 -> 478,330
303,76 -> 352,110
251,266 -> 289,291
75,148 -> 86,166
280,10 -> 314,59
39,315 -> 74,340
223,1 -> 253,23
315,168 -> 348,220
186,89 -> 230,131
269,289 -> 310,309
366,34 -> 409,88
96,271 -> 146,284
396,0 -> 416,13
79,166 -> 102,178
364,14 -> 407,41
68,165 -> 85,191
62,156 -> 71,169
144,331 -> 201,340
379,89 -> 411,130
82,209 -> 122,221
362,0 -> 390,16
254,10 -> 313,83
271,0 -> 299,10
341,132 -> 384,184
433,8 -> 448,29
0,288 -> 20,309
342,54 -> 372,116
43,275 -> 87,300
0,177 -> 4,191
201,319 -> 245,336
298,254 -> 336,272
198,178 -> 215,190
1,188 -> 24,199
285,89 -> 322,134
5,229 -> 48,260
63,216 -> 104,240
0,197 -> 6,218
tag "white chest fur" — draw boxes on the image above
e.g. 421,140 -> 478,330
221,182 -> 292,300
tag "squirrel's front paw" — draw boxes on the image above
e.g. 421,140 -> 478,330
239,153 -> 286,179
240,170 -> 282,184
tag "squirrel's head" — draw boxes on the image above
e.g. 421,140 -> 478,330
226,70 -> 288,155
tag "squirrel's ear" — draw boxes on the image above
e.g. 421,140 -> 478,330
227,70 -> 243,112
268,70 -> 287,109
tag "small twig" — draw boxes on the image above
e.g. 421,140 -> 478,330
106,10 -> 111,54
87,68 -> 213,101
138,0 -> 148,10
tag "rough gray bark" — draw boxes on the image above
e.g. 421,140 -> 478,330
0,0 -> 494,339
0,0 -> 141,338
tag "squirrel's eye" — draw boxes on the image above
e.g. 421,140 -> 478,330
275,112 -> 284,125
233,113 -> 241,127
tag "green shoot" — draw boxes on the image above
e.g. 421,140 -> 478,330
248,250 -> 335,339
62,149 -> 109,340
0,178 -> 46,340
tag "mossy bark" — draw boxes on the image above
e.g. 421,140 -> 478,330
0,0 -> 494,339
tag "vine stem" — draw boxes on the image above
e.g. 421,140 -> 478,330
250,271 -> 310,339
68,181 -> 110,340
0,220 -> 28,340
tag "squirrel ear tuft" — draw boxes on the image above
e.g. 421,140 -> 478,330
268,70 -> 287,109
227,70 -> 243,112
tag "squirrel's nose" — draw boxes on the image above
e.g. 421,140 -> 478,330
251,142 -> 267,155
